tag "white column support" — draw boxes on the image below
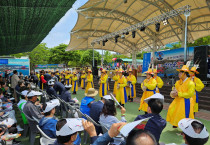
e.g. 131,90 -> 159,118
132,49 -> 137,69
184,11 -> 191,62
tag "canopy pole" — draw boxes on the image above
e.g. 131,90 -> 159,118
102,49 -> 104,68
93,47 -> 94,67
132,49 -> 137,69
151,39 -> 157,69
184,10 -> 190,63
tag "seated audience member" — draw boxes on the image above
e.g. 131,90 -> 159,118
90,95 -> 112,135
99,98 -> 126,130
39,99 -> 60,138
53,118 -> 83,145
135,93 -> 166,143
15,80 -> 25,92
23,90 -> 44,144
0,89 -> 12,103
53,81 -> 66,95
61,85 -> 75,103
80,88 -> 97,116
177,118 -> 209,145
51,72 -> 58,82
46,79 -> 59,98
0,82 -> 8,95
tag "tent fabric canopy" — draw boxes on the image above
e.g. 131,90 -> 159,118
0,0 -> 76,55
67,0 -> 210,54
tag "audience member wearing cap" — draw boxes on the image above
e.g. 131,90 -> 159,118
80,88 -> 97,117
139,68 -> 157,113
72,72 -> 78,95
135,93 -> 166,143
189,67 -> 204,113
60,85 -> 75,103
47,79 -> 59,98
85,69 -> 94,94
90,95 -> 112,135
116,68 -> 128,107
177,118 -> 209,145
51,72 -> 58,82
153,68 -> 164,93
23,90 -> 44,139
166,64 -> 195,128
126,68 -> 137,102
112,70 -> 119,95
99,69 -> 108,98
53,118 -> 83,145
39,99 -> 60,138
80,71 -> 86,89
53,81 -> 66,95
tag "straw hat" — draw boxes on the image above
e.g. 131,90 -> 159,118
85,88 -> 98,97
118,68 -> 124,73
88,69 -> 92,72
128,68 -> 132,72
153,69 -> 158,74
190,65 -> 199,74
176,65 -> 189,72
115,69 -> 118,72
144,68 -> 154,75
102,69 -> 106,73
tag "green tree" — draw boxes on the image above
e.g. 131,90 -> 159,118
136,51 -> 147,59
80,50 -> 101,66
48,44 -> 81,66
104,51 -> 113,64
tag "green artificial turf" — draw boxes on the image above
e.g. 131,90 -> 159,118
15,89 -> 210,145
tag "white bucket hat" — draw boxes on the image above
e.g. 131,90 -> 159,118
48,79 -> 55,86
26,90 -> 42,98
43,99 -> 60,113
103,95 -> 112,100
21,90 -> 29,96
56,118 -> 84,136
144,93 -> 164,104
178,118 -> 209,139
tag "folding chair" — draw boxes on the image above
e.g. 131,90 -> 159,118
32,116 -> 40,124
37,125 -> 56,145
17,105 -> 29,137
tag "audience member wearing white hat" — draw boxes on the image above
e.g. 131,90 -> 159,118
54,118 -> 84,145
39,99 -> 60,139
134,93 -> 166,143
48,79 -> 55,86
178,118 -> 209,145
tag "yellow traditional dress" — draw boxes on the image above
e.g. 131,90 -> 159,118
105,74 -> 110,91
85,74 -> 94,93
191,76 -> 204,112
112,75 -> 119,95
65,74 -> 70,85
81,74 -> 86,89
154,76 -> 164,93
139,77 -> 157,112
72,76 -> 78,92
126,74 -> 137,98
99,75 -> 107,97
69,73 -> 73,85
116,75 -> 127,104
166,78 -> 195,126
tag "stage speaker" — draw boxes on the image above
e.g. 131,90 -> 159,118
194,45 -> 209,81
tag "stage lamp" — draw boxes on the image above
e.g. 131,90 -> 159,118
132,31 -> 136,38
97,41 -> 100,45
140,26 -> 146,31
121,34 -> 125,39
115,35 -> 120,43
163,19 -> 168,25
124,0 -> 127,3
102,41 -> 105,46
155,23 -> 160,32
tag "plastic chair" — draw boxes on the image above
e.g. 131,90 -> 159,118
40,137 -> 55,145
37,125 -> 56,141
32,116 -> 40,124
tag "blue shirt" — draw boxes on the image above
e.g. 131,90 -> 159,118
80,96 -> 95,116
135,113 -> 166,142
39,117 -> 57,138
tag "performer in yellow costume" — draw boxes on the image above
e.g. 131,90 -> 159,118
126,68 -> 137,102
99,69 -> 107,98
69,72 -> 73,85
189,65 -> 204,113
85,69 -> 94,93
112,69 -> 119,95
116,68 -> 127,107
72,72 -> 78,94
65,72 -> 70,85
105,70 -> 110,91
166,63 -> 195,127
153,68 -> 163,93
139,68 -> 157,113
80,71 -> 86,89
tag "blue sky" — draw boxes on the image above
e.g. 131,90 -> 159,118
41,0 -> 88,48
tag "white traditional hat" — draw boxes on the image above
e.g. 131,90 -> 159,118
65,85 -> 72,88
27,90 -> 42,97
56,118 -> 84,136
103,95 -> 112,100
43,99 -> 60,113
48,79 -> 55,86
21,90 -> 29,96
144,93 -> 164,104
178,118 -> 209,139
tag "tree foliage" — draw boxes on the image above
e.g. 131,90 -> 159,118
80,50 -> 101,66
